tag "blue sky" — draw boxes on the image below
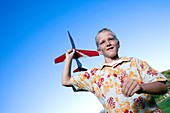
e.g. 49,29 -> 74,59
0,0 -> 170,113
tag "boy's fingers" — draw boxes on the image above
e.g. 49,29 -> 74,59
122,79 -> 140,97
122,79 -> 132,96
66,49 -> 76,59
127,81 -> 138,96
67,49 -> 73,53
130,84 -> 141,96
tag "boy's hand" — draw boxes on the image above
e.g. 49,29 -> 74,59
122,78 -> 143,97
65,49 -> 76,61
62,49 -> 75,86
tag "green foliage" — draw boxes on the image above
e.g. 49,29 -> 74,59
158,97 -> 170,113
154,94 -> 164,102
154,69 -> 170,102
161,69 -> 170,88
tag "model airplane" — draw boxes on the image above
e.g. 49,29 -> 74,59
54,31 -> 99,73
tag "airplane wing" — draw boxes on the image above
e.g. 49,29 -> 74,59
76,49 -> 99,57
54,49 -> 99,64
54,53 -> 65,63
54,51 -> 82,64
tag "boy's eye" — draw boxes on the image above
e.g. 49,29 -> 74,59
109,37 -> 114,40
100,40 -> 105,45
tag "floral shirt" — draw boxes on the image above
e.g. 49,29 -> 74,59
70,57 -> 167,113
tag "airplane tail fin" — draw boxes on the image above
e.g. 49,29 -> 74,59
73,67 -> 87,73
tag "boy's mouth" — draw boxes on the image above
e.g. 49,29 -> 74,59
107,47 -> 114,51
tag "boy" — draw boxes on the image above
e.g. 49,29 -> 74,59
61,28 -> 167,113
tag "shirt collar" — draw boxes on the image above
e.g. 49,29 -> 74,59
101,57 -> 132,70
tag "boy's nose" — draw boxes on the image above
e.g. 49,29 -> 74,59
106,41 -> 111,46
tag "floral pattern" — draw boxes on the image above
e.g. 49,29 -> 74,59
70,57 -> 167,113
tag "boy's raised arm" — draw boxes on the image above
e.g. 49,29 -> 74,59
62,49 -> 75,86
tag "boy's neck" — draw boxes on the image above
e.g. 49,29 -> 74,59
104,55 -> 120,63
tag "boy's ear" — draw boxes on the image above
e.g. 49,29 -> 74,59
117,41 -> 120,48
97,48 -> 103,55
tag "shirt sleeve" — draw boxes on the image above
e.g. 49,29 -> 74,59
70,69 -> 94,92
136,58 -> 167,83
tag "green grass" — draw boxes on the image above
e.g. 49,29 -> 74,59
158,97 -> 170,113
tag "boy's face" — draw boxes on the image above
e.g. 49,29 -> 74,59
96,31 -> 119,59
